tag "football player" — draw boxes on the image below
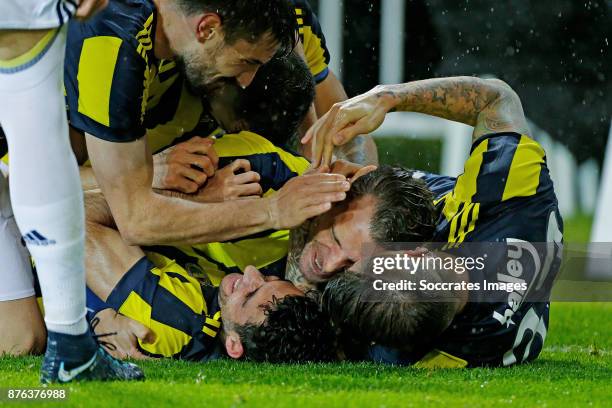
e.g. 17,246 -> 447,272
0,0 -> 144,383
293,76 -> 563,367
62,0 -> 372,264
83,53 -> 338,361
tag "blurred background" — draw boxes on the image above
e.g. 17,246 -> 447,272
309,0 -> 611,247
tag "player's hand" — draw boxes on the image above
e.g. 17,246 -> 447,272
302,86 -> 396,168
328,159 -> 378,184
195,159 -> 263,202
153,137 -> 219,194
92,309 -> 157,361
75,0 -> 109,20
267,173 -> 350,230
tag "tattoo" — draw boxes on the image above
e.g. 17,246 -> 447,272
393,78 -> 492,126
337,135 -> 379,165
336,135 -> 364,162
386,77 -> 529,141
475,93 -> 530,137
285,222 -> 317,291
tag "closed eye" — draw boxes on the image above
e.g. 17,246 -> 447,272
241,58 -> 263,66
331,222 -> 343,249
242,287 -> 260,307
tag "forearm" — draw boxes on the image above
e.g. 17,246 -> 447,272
153,187 -> 201,203
381,77 -> 501,125
378,77 -> 529,137
113,187 -> 274,246
87,134 -> 278,247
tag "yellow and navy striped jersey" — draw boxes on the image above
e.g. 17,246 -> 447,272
370,132 -> 563,367
101,130 -> 308,361
64,0 -> 331,146
146,130 -> 310,286
292,0 -> 331,83
103,255 -> 224,361
65,0 -> 195,143
425,132 -> 561,245
425,132 -> 562,367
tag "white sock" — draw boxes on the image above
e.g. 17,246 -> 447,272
14,198 -> 88,335
0,27 -> 87,336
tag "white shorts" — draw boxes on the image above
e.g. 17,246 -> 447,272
0,175 -> 35,301
0,0 -> 76,30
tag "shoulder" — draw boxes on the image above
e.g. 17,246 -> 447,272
468,132 -> 554,205
67,0 -> 156,49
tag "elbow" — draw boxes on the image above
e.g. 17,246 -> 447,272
120,230 -> 142,247
485,78 -> 520,100
116,217 -> 152,247
111,190 -> 158,246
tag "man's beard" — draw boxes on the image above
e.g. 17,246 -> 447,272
175,41 -> 225,96
176,56 -> 215,96
285,221 -> 317,291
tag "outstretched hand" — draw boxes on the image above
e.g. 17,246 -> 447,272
302,86 -> 396,168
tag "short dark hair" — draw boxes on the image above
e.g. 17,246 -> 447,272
177,0 -> 297,56
235,294 -> 336,363
321,260 -> 457,352
348,166 -> 437,243
238,52 -> 315,145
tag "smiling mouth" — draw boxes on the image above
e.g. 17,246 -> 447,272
301,248 -> 324,281
313,252 -> 323,275
232,277 -> 241,293
222,274 -> 242,299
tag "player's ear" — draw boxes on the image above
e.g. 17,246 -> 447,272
224,332 -> 244,359
196,13 -> 222,43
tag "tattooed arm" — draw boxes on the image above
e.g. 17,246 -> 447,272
305,76 -> 530,166
380,77 -> 530,142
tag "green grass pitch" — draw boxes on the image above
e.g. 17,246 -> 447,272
0,205 -> 604,406
1,302 -> 611,407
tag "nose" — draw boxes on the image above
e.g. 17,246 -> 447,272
323,248 -> 353,275
236,68 -> 258,89
241,266 -> 265,290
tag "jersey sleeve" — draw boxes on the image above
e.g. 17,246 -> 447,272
293,0 -> 331,83
435,132 -> 559,244
466,132 -> 549,204
65,20 -> 149,142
